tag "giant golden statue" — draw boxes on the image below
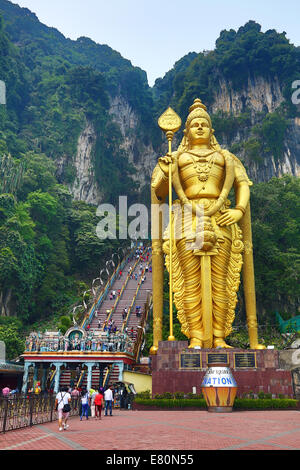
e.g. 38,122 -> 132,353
150,99 -> 264,352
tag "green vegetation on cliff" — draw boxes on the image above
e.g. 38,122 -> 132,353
0,0 -> 299,354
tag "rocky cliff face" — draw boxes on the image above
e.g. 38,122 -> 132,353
70,121 -> 102,205
69,76 -> 300,205
250,117 -> 300,182
211,75 -> 300,182
212,75 -> 284,116
108,94 -> 158,187
68,96 -> 158,205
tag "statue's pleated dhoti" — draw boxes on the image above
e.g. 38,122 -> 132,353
163,199 -> 244,348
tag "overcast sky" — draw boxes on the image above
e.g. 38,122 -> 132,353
12,0 -> 300,86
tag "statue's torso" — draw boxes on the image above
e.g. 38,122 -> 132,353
178,149 -> 225,199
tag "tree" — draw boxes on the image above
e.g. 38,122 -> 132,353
0,322 -> 24,359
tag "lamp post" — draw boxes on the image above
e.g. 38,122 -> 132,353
92,277 -> 101,297
99,269 -> 107,286
72,305 -> 83,326
83,290 -> 92,310
118,247 -> 125,260
106,260 -> 114,274
112,252 -> 120,266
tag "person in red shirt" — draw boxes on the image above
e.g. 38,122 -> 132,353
94,390 -> 104,420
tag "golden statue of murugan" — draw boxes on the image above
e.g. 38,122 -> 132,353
150,98 -> 265,352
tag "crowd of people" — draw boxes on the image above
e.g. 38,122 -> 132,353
24,245 -> 151,357
55,384 -> 130,432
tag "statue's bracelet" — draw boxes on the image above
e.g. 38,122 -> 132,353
235,205 -> 246,215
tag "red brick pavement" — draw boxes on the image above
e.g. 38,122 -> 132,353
1,410 -> 300,451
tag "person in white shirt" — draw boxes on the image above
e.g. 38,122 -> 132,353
90,388 -> 97,419
55,386 -> 71,431
104,386 -> 114,416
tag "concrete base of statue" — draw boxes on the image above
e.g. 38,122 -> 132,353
151,341 -> 294,399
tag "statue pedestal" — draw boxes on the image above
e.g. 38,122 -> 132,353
151,341 -> 294,398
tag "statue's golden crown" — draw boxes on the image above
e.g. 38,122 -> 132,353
185,98 -> 212,129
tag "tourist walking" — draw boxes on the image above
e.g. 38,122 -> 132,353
80,388 -> 90,420
90,388 -> 97,418
104,386 -> 114,416
94,390 -> 103,419
71,386 -> 80,409
55,386 -> 71,432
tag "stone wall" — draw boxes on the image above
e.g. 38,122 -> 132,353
151,341 -> 295,398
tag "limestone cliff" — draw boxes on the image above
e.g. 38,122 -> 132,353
68,77 -> 300,206
210,75 -> 300,182
70,121 -> 102,205
211,75 -> 284,116
108,94 -> 157,187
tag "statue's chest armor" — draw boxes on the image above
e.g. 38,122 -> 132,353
178,151 -> 225,186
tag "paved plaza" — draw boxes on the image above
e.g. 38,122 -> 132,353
0,409 -> 300,451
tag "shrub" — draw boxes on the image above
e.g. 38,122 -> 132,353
136,390 -> 151,399
134,398 -> 299,411
174,392 -> 185,399
160,392 -> 173,399
135,398 -> 207,409
234,399 -> 298,410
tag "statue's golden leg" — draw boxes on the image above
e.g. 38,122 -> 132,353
211,234 -> 233,349
176,239 -> 203,347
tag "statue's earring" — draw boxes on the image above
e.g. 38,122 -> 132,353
183,129 -> 189,149
210,130 -> 216,148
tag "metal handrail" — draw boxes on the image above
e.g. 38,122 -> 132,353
134,293 -> 152,362
0,395 -> 79,434
104,250 -> 147,329
76,370 -> 85,389
81,245 -> 136,329
49,370 -> 56,390
103,366 -> 111,389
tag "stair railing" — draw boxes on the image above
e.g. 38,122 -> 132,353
49,370 -> 56,390
103,248 -> 148,328
103,365 -> 112,389
121,255 -> 152,333
133,292 -> 152,362
81,245 -> 136,329
76,370 -> 85,389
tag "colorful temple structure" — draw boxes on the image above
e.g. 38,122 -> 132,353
21,245 -> 152,394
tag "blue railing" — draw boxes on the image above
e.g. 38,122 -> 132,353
81,246 -> 137,329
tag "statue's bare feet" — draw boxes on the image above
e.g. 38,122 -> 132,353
188,338 -> 202,349
213,338 -> 233,349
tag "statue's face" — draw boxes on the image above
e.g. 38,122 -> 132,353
188,117 -> 211,146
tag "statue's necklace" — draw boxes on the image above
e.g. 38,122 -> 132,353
188,150 -> 216,185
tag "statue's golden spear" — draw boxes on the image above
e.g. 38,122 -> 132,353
158,107 -> 182,341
